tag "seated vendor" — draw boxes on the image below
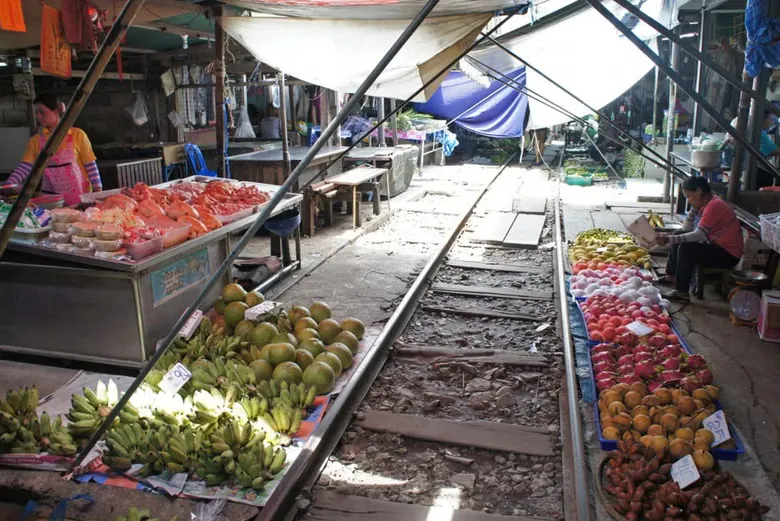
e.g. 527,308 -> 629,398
656,177 -> 743,301
259,104 -> 281,140
2,94 -> 101,206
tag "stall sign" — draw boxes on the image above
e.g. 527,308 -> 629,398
40,5 -> 72,79
151,249 -> 210,306
159,363 -> 192,395
0,0 -> 26,32
702,410 -> 731,447
670,454 -> 700,489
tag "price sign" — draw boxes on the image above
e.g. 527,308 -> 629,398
671,455 -> 701,489
245,301 -> 283,321
626,321 -> 655,337
702,410 -> 731,446
178,309 -> 203,340
158,363 -> 192,395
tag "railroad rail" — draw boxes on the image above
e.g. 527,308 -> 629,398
259,158 -> 591,521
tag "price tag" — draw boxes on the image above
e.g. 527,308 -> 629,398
670,455 -> 701,489
158,363 -> 192,395
178,309 -> 204,340
702,410 -> 731,446
626,321 -> 655,337
245,301 -> 283,321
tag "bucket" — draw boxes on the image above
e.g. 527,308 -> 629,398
691,150 -> 721,169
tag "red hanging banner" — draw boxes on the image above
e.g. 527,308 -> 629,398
40,5 -> 72,79
0,0 -> 26,32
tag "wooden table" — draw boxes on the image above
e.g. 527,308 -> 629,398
229,146 -> 346,188
328,166 -> 390,229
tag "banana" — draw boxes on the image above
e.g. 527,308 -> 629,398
5,390 -> 20,412
289,409 -> 302,436
269,448 -> 286,474
263,445 -> 274,469
204,473 -> 226,487
304,386 -> 316,408
71,394 -> 96,415
83,387 -> 102,409
39,412 -> 51,437
103,456 -> 133,470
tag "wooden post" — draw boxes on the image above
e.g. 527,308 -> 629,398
214,5 -> 226,177
728,70 -> 752,202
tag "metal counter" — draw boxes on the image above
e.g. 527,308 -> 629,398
0,182 -> 303,367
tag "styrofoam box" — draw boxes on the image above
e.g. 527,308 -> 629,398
757,290 -> 780,343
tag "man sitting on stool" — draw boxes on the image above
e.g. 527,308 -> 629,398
656,177 -> 743,301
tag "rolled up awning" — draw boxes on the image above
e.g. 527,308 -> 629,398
221,13 -> 493,102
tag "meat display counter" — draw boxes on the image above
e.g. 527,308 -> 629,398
0,177 -> 302,367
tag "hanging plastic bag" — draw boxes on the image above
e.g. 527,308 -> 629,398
235,103 -> 256,139
127,93 -> 148,126
191,498 -> 227,520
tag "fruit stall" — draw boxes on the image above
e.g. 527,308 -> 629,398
0,177 -> 302,367
567,228 -> 772,520
0,285 -> 370,507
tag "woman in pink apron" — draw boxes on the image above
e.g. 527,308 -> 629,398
3,94 -> 102,206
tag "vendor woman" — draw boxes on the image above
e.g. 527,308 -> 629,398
3,94 -> 102,205
656,177 -> 743,300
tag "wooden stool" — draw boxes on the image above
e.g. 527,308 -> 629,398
692,266 -> 732,300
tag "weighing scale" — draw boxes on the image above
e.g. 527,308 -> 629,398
728,271 -> 769,326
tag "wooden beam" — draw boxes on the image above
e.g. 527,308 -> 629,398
31,68 -> 145,81
355,412 -> 555,456
419,305 -> 541,321
430,283 -> 553,301
445,258 -> 547,274
309,492 -> 555,521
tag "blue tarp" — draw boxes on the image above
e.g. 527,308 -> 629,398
413,67 -> 528,139
745,0 -> 780,77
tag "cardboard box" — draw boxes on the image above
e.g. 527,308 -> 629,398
757,290 -> 780,343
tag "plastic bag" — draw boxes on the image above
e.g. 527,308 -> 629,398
128,93 -> 148,126
235,104 -> 256,139
191,498 -> 227,521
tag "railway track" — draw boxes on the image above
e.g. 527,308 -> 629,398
261,159 -> 589,521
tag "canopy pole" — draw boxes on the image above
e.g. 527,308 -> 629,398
481,36 -> 692,181
584,0 -> 780,181
278,72 -> 292,181
664,27 -> 680,205
651,64 -> 660,144
0,0 -> 146,258
583,0 -> 780,182
378,97 -> 386,146
390,98 -> 399,145
609,0 -> 780,118
71,0 -> 443,471
744,71 -> 771,190
728,70 -> 753,201
214,5 -> 226,177
691,6 -> 708,136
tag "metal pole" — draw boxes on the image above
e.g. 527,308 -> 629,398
728,70 -> 753,201
214,5 -> 226,177
664,29 -> 679,205
582,0 -> 780,180
609,0 -> 780,118
377,97 -> 386,146
71,0 -> 443,469
390,98 -> 399,146
691,7 -> 708,135
480,36 -> 692,180
0,0 -> 146,258
278,73 -> 292,181
744,71 -> 770,190
651,64 -> 660,144
241,73 -> 248,107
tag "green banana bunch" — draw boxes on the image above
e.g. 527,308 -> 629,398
67,381 -> 133,440
103,423 -> 150,471
234,443 -> 287,491
240,345 -> 267,365
190,388 -> 235,428
232,395 -> 269,422
226,360 -> 257,389
160,425 -> 203,474
45,415 -> 78,456
8,425 -> 39,454
1,386 -> 39,424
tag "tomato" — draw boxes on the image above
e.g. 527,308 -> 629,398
591,331 -> 605,341
646,319 -> 659,327
621,317 -> 632,326
599,314 -> 612,321
616,326 -> 627,334
598,319 -> 609,329
658,324 -> 671,335
631,310 -> 644,319
667,334 -> 679,344
608,317 -> 622,328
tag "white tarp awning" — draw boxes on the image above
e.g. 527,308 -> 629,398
471,0 -> 668,129
221,13 -> 492,102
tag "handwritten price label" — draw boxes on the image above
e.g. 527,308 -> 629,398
245,301 -> 283,321
178,309 -> 203,340
626,321 -> 655,337
671,454 -> 701,489
702,410 -> 731,446
158,363 -> 192,395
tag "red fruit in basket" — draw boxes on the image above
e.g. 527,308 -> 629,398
617,354 -> 634,366
647,379 -> 663,392
660,370 -> 683,385
651,304 -> 662,314
594,361 -> 613,374
619,374 -> 641,385
648,334 -> 667,348
608,316 -> 622,328
618,364 -> 635,375
591,331 -> 605,342
602,327 -> 617,342
667,334 -> 680,344
662,357 -> 682,371
615,332 -> 637,347
634,352 -> 654,364
696,369 -> 714,385
616,344 -> 633,357
597,378 -> 617,391
634,360 -> 656,379
592,351 -> 614,363
680,376 -> 700,393
687,354 -> 707,370
661,345 -> 683,358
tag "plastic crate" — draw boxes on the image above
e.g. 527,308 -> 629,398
759,212 -> 780,253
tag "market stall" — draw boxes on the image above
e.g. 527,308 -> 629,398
228,147 -> 346,188
0,177 -> 302,367
344,145 -> 418,197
